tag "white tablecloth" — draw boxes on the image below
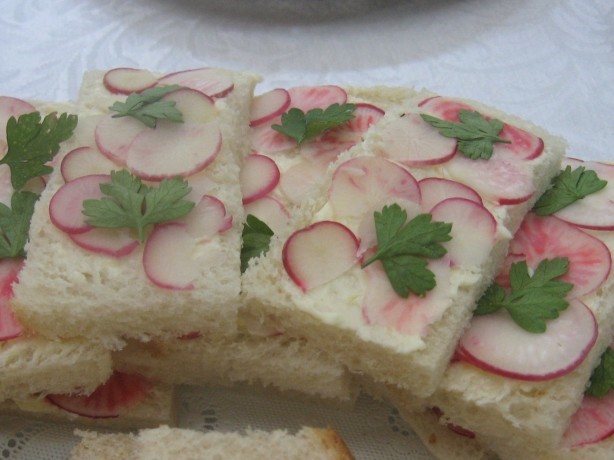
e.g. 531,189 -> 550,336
1,0 -> 612,458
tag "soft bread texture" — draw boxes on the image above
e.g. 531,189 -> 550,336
71,425 -> 354,460
113,333 -> 359,404
10,70 -> 259,347
242,88 -> 566,398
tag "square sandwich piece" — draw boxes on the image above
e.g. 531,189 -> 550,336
10,68 -> 259,348
242,89 -> 566,399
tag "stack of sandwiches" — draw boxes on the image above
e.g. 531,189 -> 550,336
0,66 -> 611,459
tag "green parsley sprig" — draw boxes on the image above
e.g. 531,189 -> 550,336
109,85 -> 184,128
475,258 -> 573,333
361,204 -> 452,298
586,347 -> 614,398
272,103 -> 356,145
82,170 -> 194,243
533,165 -> 607,216
0,191 -> 39,258
240,214 -> 274,273
420,109 -> 510,160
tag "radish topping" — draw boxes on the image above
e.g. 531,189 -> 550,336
49,174 -> 110,234
0,258 -> 24,341
250,120 -> 297,155
561,384 -> 614,448
279,160 -> 324,205
328,157 -> 421,219
240,154 -> 281,205
250,88 -> 291,127
60,146 -> 119,182
69,228 -> 139,258
287,85 -> 347,113
102,68 -> 158,95
459,299 -> 597,381
0,96 -> 36,144
161,87 -> 217,123
126,121 -> 221,181
418,177 -> 482,212
94,114 -> 145,165
418,96 -> 473,122
244,196 -> 290,234
178,195 -> 232,239
430,198 -> 497,267
158,68 -> 235,98
376,112 -> 456,167
283,221 -> 359,292
509,214 -> 611,298
46,371 -> 151,419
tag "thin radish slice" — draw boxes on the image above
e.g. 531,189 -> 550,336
459,299 -> 597,381
49,174 -> 110,234
161,87 -> 217,123
287,85 -> 347,113
279,160 -> 324,205
250,88 -> 291,127
69,228 -> 139,258
328,157 -> 421,219
240,154 -> 281,205
376,113 -> 457,167
126,122 -> 221,181
178,195 -> 232,239
362,256 -> 453,336
0,258 -> 24,341
184,171 -> 217,203
445,154 -> 535,205
250,120 -> 296,155
143,223 -> 198,290
0,97 -> 36,143
94,114 -> 145,165
46,371 -> 151,419
158,68 -> 235,98
418,96 -> 473,122
60,146 -> 119,182
430,198 -> 497,268
102,68 -> 158,95
244,196 -> 290,234
283,221 -> 359,292
0,298 -> 21,341
509,214 -> 611,298
418,177 -> 482,212
554,159 -> 614,230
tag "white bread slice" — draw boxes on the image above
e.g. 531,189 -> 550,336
10,69 -> 259,347
242,88 -> 566,398
70,425 -> 354,460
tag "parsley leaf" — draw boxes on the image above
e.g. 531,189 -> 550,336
361,204 -> 452,298
109,85 -> 184,128
82,170 -> 194,242
475,258 -> 573,333
420,109 -> 511,160
0,191 -> 39,258
272,103 -> 356,144
2,112 -> 78,190
240,214 -> 274,273
586,347 -> 614,398
533,166 -> 607,216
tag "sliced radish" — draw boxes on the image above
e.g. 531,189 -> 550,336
418,96 -> 474,122
279,160 -> 324,205
94,114 -> 145,165
158,68 -> 234,98
126,122 -> 221,181
184,171 -> 217,203
0,258 -> 24,341
49,174 -> 110,234
376,113 -> 457,167
45,371 -> 151,419
250,120 -> 296,155
445,153 -> 535,205
554,159 -> 614,230
509,214 -> 611,298
287,85 -> 347,113
418,177 -> 482,212
430,198 -> 497,267
178,194 -> 232,239
0,96 -> 36,143
60,146 -> 119,182
102,68 -> 158,95
328,157 -> 421,219
69,228 -> 139,258
459,299 -> 597,381
362,256 -> 453,336
250,88 -> 291,127
561,384 -> 614,448
244,195 -> 290,234
143,223 -> 198,290
161,87 -> 217,123
282,221 -> 359,292
0,297 -> 22,341
240,154 -> 281,205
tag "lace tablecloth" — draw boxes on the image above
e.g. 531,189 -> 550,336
1,0 -> 612,458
